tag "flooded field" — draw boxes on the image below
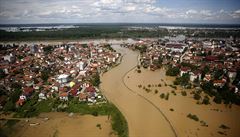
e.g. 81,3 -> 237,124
124,66 -> 240,137
1,112 -> 115,137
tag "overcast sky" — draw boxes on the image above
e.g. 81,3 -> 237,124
0,0 -> 240,24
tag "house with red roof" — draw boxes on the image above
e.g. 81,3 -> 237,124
213,79 -> 226,88
190,71 -> 201,82
180,67 -> 191,77
16,95 -> 26,107
79,92 -> 88,102
203,74 -> 212,82
59,92 -> 68,101
23,87 -> 34,97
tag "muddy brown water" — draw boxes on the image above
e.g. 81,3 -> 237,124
100,45 -> 176,137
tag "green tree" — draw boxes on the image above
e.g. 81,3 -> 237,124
41,69 -> 50,82
166,66 -> 180,76
91,73 -> 101,87
213,95 -> 222,104
0,69 -> 6,79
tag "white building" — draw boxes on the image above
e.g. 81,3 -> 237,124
79,61 -> 87,71
57,74 -> 70,84
38,92 -> 47,101
190,71 -> 201,82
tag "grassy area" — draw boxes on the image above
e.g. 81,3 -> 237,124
14,97 -> 55,118
4,119 -> 20,128
110,103 -> 128,137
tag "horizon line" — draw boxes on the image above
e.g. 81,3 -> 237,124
0,22 -> 240,25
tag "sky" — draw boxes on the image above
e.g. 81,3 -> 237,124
0,0 -> 240,24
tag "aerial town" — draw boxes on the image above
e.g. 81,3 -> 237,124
121,36 -> 240,105
0,42 -> 121,110
0,0 -> 240,137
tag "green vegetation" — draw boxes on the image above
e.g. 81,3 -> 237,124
14,94 -> 51,118
165,93 -> 170,100
159,93 -> 169,100
202,95 -> 210,105
169,108 -> 174,111
187,113 -> 199,121
200,120 -> 208,127
0,26 -> 123,41
174,73 -> 190,86
13,97 -> 128,137
1,25 -> 239,41
201,81 -> 214,94
135,45 -> 147,53
160,93 -> 165,99
96,124 -> 102,130
154,89 -> 158,94
43,45 -> 54,54
4,119 -> 20,128
138,84 -> 142,88
213,95 -> 222,104
218,131 -> 227,136
201,80 -> 240,105
144,88 -> 151,93
3,83 -> 22,112
0,69 -> 6,79
169,84 -> 177,89
110,104 -> 128,137
166,66 -> 180,76
181,91 -> 187,96
137,69 -> 141,73
193,92 -> 201,100
41,69 -> 51,82
219,124 -> 230,129
147,84 -> 151,88
66,101 -> 128,137
180,63 -> 198,71
104,44 -> 114,51
91,73 -> 101,87
171,90 -> 177,95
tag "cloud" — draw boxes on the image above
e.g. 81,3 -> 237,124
0,0 -> 239,24
186,10 -> 197,15
231,9 -> 240,18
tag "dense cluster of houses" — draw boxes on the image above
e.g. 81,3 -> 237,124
0,42 -> 121,108
122,35 -> 240,94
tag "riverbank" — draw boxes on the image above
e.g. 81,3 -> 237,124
124,67 -> 240,137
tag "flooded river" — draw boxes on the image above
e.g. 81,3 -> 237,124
100,45 -> 176,137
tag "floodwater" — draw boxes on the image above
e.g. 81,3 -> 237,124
100,45 -> 176,137
124,66 -> 240,137
7,112 -> 115,137
101,44 -> 240,137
